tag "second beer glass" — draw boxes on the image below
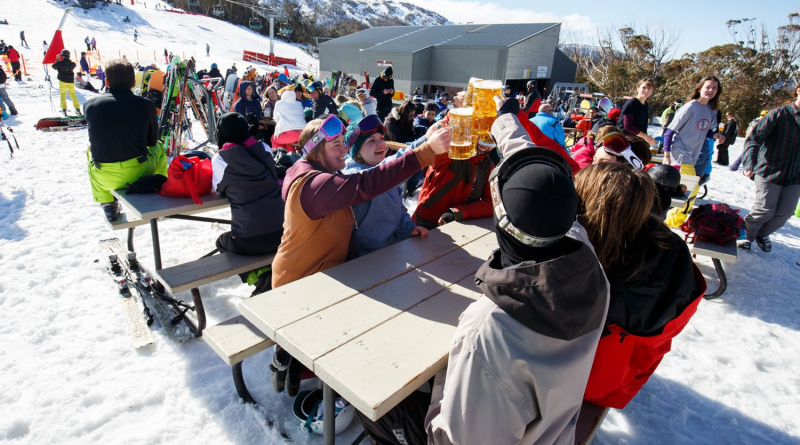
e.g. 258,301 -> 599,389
472,80 -> 503,152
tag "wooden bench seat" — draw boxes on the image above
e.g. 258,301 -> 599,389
105,212 -> 150,230
152,252 -> 275,295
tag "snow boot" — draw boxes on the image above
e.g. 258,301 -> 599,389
756,236 -> 772,253
737,239 -> 751,252
245,266 -> 272,297
102,201 -> 120,222
286,358 -> 303,398
9,108 -> 18,116
61,109 -> 68,117
269,347 -> 292,393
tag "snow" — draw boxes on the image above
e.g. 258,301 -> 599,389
2,1 -> 800,444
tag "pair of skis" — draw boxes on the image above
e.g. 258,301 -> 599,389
0,122 -> 19,158
99,238 -> 194,348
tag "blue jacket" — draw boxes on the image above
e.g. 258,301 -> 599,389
532,112 -> 566,147
341,138 -> 425,256
413,115 -> 434,139
232,81 -> 262,119
436,99 -> 448,114
80,57 -> 90,73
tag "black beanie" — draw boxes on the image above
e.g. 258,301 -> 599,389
502,163 -> 578,240
384,66 -> 393,77
217,112 -> 250,147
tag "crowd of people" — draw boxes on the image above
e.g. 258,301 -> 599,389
71,51 -> 799,444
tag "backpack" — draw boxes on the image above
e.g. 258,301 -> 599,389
681,203 -> 743,246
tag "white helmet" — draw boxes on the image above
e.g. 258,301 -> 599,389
292,389 -> 355,435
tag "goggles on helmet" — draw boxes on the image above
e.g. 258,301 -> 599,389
599,132 -> 643,169
488,147 -> 574,248
302,115 -> 345,155
345,114 -> 386,148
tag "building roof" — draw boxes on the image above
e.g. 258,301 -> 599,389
323,23 -> 559,54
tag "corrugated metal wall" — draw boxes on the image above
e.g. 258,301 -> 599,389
361,53 -> 413,81
550,48 -> 577,85
319,45 -> 364,74
505,25 -> 560,81
429,47 -> 507,85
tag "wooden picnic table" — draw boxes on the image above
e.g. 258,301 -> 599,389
385,140 -> 407,151
239,218 -> 496,444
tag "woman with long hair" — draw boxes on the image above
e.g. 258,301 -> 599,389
574,162 -> 705,409
268,115 -> 451,396
662,75 -> 727,227
384,100 -> 417,144
617,78 -> 657,146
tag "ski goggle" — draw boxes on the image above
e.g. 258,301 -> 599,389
345,115 -> 386,148
599,132 -> 643,169
302,115 -> 345,155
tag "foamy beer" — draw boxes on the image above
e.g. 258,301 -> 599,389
449,107 -> 475,160
463,77 -> 483,107
472,80 -> 503,151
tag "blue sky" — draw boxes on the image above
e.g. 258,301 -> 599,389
405,0 -> 798,57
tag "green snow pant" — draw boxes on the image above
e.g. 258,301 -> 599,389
87,144 -> 168,203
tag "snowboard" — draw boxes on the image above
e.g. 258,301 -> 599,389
35,116 -> 87,132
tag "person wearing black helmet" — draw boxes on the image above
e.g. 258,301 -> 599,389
423,105 -> 610,445
647,164 -> 685,216
307,80 -> 338,119
52,49 -> 82,115
208,62 -> 222,79
369,67 -> 395,121
521,79 -> 541,119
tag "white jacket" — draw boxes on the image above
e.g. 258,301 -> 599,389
274,90 -> 306,136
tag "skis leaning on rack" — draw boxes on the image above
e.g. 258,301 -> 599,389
99,238 -> 195,347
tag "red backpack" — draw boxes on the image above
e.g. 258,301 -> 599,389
681,203 -> 744,246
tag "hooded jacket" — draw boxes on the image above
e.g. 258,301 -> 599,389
384,107 -> 416,143
341,143 -> 420,257
360,96 -> 378,116
369,75 -> 394,112
52,57 -> 76,83
570,137 -> 596,169
532,111 -> 566,147
584,229 -> 705,408
425,224 -> 610,445
311,92 -> 338,119
211,137 -> 284,238
413,114 -> 434,139
273,90 -> 306,136
232,81 -> 262,119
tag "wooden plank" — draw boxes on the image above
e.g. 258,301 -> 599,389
575,402 -> 610,445
313,274 -> 482,421
692,239 -> 738,263
152,252 -> 275,294
203,315 -> 274,366
111,189 -> 229,220
385,141 -> 407,151
239,218 -> 494,339
276,234 -> 497,370
670,174 -> 701,209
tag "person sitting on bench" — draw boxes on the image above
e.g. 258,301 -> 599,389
75,72 -> 98,93
574,162 -> 705,409
85,59 -> 165,222
211,112 -> 284,295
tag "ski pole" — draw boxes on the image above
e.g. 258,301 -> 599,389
0,126 -> 13,157
1,122 -> 19,150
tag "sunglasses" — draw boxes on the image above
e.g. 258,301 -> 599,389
346,115 -> 386,148
599,132 -> 643,169
302,115 -> 345,155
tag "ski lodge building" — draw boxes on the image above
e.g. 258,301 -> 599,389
318,23 -> 577,98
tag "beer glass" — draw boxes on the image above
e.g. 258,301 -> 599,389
472,80 -> 503,151
463,77 -> 483,107
449,107 -> 474,160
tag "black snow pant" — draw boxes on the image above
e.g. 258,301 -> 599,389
356,388 -> 431,445
216,229 -> 282,284
10,62 -> 21,81
716,144 -> 730,166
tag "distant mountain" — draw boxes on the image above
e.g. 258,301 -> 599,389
298,0 -> 451,27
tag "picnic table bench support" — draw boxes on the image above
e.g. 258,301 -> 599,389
703,258 -> 727,300
150,219 -> 163,270
127,227 -> 135,252
323,382 -> 335,445
168,214 -> 232,225
232,361 -> 256,404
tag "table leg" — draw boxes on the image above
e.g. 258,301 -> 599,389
323,382 -> 335,445
150,219 -> 162,271
703,258 -> 727,300
127,227 -> 135,252
232,362 -> 256,404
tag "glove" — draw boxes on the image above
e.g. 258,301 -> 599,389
498,98 -> 520,117
438,212 -> 455,225
126,174 -> 167,194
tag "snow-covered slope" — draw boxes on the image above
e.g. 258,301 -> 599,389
2,1 -> 800,444
298,0 -> 450,27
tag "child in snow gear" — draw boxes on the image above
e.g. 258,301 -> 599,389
84,59 -> 165,221
211,112 -> 285,295
0,69 -> 18,116
52,49 -> 82,114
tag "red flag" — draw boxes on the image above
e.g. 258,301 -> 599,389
43,8 -> 72,65
43,30 -> 65,65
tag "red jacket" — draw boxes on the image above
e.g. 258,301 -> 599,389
413,152 -> 494,226
584,264 -> 706,408
571,137 -> 596,169
7,48 -> 20,63
516,110 -> 581,174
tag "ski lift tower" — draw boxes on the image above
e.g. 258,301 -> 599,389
223,0 -> 288,57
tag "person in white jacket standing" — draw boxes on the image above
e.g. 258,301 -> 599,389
271,90 -> 306,152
